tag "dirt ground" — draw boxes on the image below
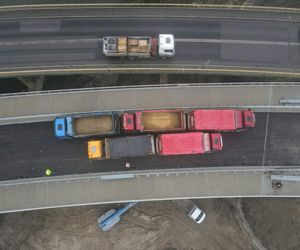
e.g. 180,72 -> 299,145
0,198 -> 299,250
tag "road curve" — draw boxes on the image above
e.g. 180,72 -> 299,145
0,7 -> 299,77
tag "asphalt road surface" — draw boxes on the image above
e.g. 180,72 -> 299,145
1,113 -> 300,181
0,8 -> 299,73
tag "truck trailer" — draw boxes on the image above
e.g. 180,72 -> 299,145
88,135 -> 155,160
156,132 -> 223,156
122,110 -> 186,133
103,34 -> 175,58
187,109 -> 255,131
54,112 -> 120,139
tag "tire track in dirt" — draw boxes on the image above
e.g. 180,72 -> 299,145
235,199 -> 267,250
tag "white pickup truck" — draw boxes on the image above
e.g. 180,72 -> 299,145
173,200 -> 206,224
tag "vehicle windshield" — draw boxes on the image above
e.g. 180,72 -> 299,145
195,211 -> 204,222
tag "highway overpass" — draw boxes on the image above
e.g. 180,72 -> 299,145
0,5 -> 299,77
0,167 -> 300,213
1,83 -> 300,213
1,3 -> 300,212
1,83 -> 300,125
1,83 -> 300,181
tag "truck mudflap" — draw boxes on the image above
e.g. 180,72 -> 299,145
210,133 -> 223,151
188,113 -> 195,129
105,138 -> 110,159
135,111 -> 143,131
242,110 -> 256,128
151,38 -> 157,57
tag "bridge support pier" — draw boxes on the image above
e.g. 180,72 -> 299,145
17,76 -> 44,91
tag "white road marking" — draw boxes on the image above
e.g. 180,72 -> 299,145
0,38 -> 299,47
176,38 -> 300,46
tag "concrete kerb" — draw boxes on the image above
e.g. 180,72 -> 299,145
0,66 -> 300,79
1,106 -> 300,126
2,82 -> 300,98
0,166 -> 299,187
1,106 -> 300,118
0,4 -> 299,13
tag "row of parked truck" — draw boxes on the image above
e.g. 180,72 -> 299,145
87,132 -> 223,160
54,109 -> 255,138
54,108 -> 255,160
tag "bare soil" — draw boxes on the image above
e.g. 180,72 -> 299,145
0,198 -> 299,250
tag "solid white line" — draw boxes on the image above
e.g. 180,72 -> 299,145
0,38 -> 98,46
176,38 -> 300,46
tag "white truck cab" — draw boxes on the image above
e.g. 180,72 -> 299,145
158,34 -> 175,58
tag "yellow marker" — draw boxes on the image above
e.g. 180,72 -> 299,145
45,168 -> 52,176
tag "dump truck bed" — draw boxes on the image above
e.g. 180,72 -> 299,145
73,115 -> 114,136
105,135 -> 155,159
190,109 -> 242,130
157,132 -> 210,155
137,110 -> 185,132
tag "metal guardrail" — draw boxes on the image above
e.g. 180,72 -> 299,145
280,100 -> 300,105
271,175 -> 300,182
1,82 -> 300,98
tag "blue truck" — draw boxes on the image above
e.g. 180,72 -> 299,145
54,112 -> 120,139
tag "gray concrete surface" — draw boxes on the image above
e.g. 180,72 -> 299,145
0,7 -> 299,76
0,167 -> 299,213
1,83 -> 300,125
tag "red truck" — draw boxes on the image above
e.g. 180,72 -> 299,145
156,132 -> 223,156
122,110 -> 186,132
187,109 -> 255,131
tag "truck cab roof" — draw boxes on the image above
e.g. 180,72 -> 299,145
159,34 -> 175,57
54,118 -> 66,138
189,207 -> 206,224
88,140 -> 103,159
